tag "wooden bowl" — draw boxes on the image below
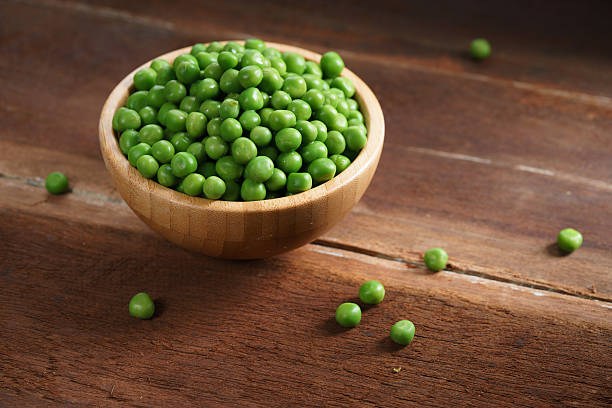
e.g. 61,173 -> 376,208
99,42 -> 384,259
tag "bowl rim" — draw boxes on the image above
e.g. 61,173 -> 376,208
99,41 -> 384,213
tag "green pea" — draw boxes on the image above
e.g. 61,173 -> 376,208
287,99 -> 312,121
202,176 -> 226,199
238,65 -> 263,88
331,77 -> 355,98
165,109 -> 188,132
174,54 -> 198,69
218,51 -> 239,70
330,154 -> 351,173
151,140 -> 175,163
424,248 -> 448,271
231,137 -> 257,164
276,151 -> 302,173
219,69 -> 242,94
203,62 -> 223,81
241,178 -> 266,201
139,106 -> 158,125
308,157 -> 336,183
282,75 -> 307,98
186,142 -> 206,162
215,156 -> 243,181
200,99 -> 220,119
244,156 -> 274,182
220,118 -> 243,142
299,141 -> 327,163
244,38 -> 265,52
302,89 -> 325,111
268,56 -> 287,75
311,120 -> 328,142
170,132 -> 193,152
470,38 -> 491,60
45,172 -> 69,195
282,52 -> 306,75
136,124 -> 161,145
197,161 -> 217,178
153,63 -> 175,85
316,104 -> 337,124
239,110 -> 261,131
191,43 -> 207,56
186,112 -> 207,139
259,67 -> 284,93
304,60 -> 322,77
261,91 -> 270,108
134,67 -> 157,91
128,143 -> 151,167
343,126 -> 367,151
260,145 -> 279,161
322,90 -> 340,108
259,108 -> 274,127
119,129 -> 140,154
195,52 -> 217,69
157,102 -> 177,126
249,126 -> 273,147
206,117 -> 222,136
358,280 -> 385,304
114,108 -> 141,131
239,87 -> 264,111
223,41 -> 244,55
329,88 -> 345,101
129,292 -> 155,319
240,49 -> 266,68
151,58 -> 171,72
390,320 -> 415,346
336,99 -> 350,117
325,130 -> 346,155
346,98 -> 359,111
275,128 -> 302,152
146,85 -> 166,108
164,80 -> 187,103
171,152 -> 198,177
262,47 -> 281,59
136,155 -> 159,179
321,51 -> 344,78
181,173 -> 204,196
347,110 -> 364,123
204,135 -> 228,160
262,168 -> 286,192
269,110 -> 296,131
207,41 -> 224,53
328,113 -> 348,132
271,90 -> 292,110
294,120 -> 318,145
557,228 -> 583,253
190,78 -> 219,101
335,302 -> 361,328
304,75 -> 326,91
175,61 -> 200,84
287,172 -> 312,193
347,119 -> 366,131
126,90 -> 149,112
219,98 -> 240,120
157,164 -> 177,187
222,179 -> 241,201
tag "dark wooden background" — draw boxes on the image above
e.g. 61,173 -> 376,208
1,0 -> 611,406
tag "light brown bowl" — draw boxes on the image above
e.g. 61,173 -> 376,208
99,41 -> 384,259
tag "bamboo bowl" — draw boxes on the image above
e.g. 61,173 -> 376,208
99,42 -> 384,259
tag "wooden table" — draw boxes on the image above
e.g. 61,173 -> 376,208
1,0 -> 611,406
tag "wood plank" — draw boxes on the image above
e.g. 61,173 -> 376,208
58,0 -> 612,98
0,185 -> 610,407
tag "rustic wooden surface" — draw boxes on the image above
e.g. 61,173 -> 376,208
1,0 -> 611,406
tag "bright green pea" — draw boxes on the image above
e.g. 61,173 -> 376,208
220,118 -> 243,142
223,41 -> 244,54
335,302 -> 361,328
244,156 -> 274,182
115,108 -> 141,131
119,129 -> 140,154
316,104 -> 337,124
271,90 -> 292,110
287,99 -> 312,121
182,173 -> 204,196
207,41 -> 224,53
239,87 -> 264,111
191,43 -> 207,56
129,292 -> 155,319
262,47 -> 281,59
241,178 -> 266,201
268,56 -> 287,76
202,176 -> 226,199
231,137 -> 257,164
204,135 -> 228,160
136,155 -> 159,179
240,49 -> 266,68
328,113 -> 348,132
239,110 -> 261,131
249,126 -> 273,147
348,110 -> 363,123
127,90 -> 149,112
282,52 -> 306,75
245,38 -> 266,52
153,64 -> 175,86
331,77 -> 355,98
260,145 -> 279,161
346,98 -> 359,111
275,128 -> 302,152
171,132 -> 192,152
45,172 -> 69,195
295,121 -> 318,145
195,52 -> 217,69
282,75 -> 307,98
219,69 -> 242,94
424,248 -> 448,271
163,80 -> 187,103
171,152 -> 198,177
302,89 -> 325,111
557,228 -> 583,253
321,51 -> 344,78
308,157 -> 336,183
269,110 -> 296,131
347,119 -> 367,132
343,126 -> 367,151
139,106 -> 158,125
151,58 -> 171,72
128,143 -> 151,167
165,109 -> 188,132
186,142 -> 206,162
157,102 -> 177,126
257,108 -> 272,127
174,53 -> 198,68
286,172 -> 312,193
203,62 -> 223,81
300,141 -> 328,163
157,164 -> 177,187
336,99 -> 350,117
311,120 -> 328,142
134,67 -> 157,91
190,78 -> 219,101
175,61 -> 200,84
137,124 -> 162,145
206,117 -> 223,136
304,61 -> 322,78
261,91 -> 270,107
197,161 -> 217,178
200,100 -> 220,118
470,38 -> 491,60
276,151 -> 302,173
390,320 -> 415,345
238,65 -> 263,88
218,51 -> 239,71
330,154 -> 351,173
259,67 -> 284,93
186,112 -> 207,139
219,98 -> 240,120
323,90 -> 340,108
325,130 -> 346,155
263,168 -> 286,192
147,85 -> 166,108
304,75 -> 326,91
151,140 -> 175,163
215,156 -> 243,181
222,179 -> 241,201
358,280 -> 385,304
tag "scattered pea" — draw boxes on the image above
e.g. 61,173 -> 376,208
557,228 -> 583,253
424,248 -> 448,271
335,302 -> 361,328
45,172 -> 69,195
129,292 -> 155,319
390,320 -> 415,345
358,280 -> 385,304
470,38 -> 491,60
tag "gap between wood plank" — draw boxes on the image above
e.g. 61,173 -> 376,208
18,0 -> 612,109
2,171 -> 610,304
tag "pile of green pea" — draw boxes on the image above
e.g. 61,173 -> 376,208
112,39 -> 368,201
